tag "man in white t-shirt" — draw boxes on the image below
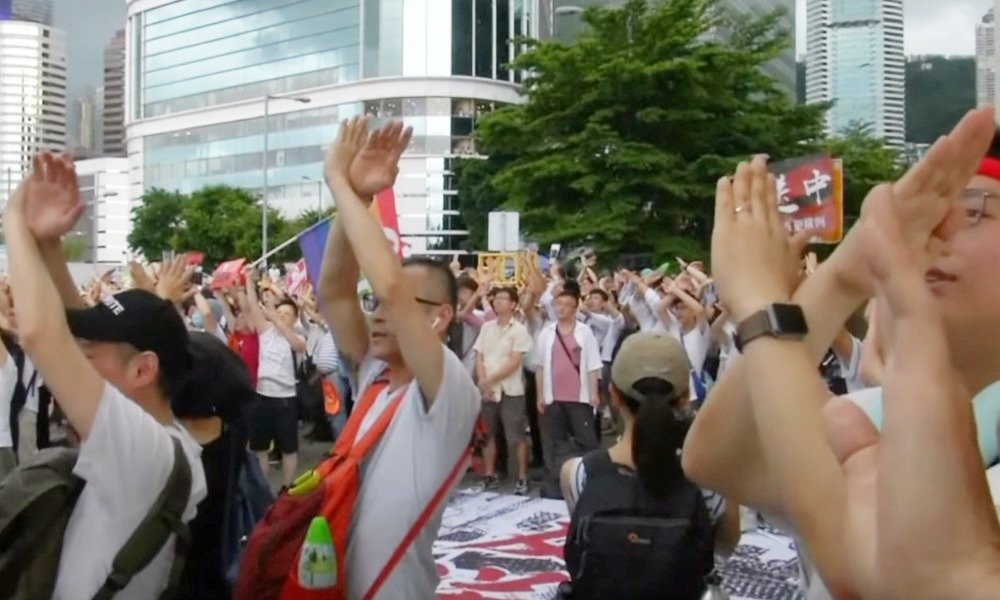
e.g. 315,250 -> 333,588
318,117 -> 479,598
4,153 -> 206,599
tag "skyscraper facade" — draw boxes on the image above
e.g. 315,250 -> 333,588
0,0 -> 68,208
977,7 -> 997,108
805,0 -> 905,147
125,0 -> 535,255
103,29 -> 126,157
541,0 -> 796,97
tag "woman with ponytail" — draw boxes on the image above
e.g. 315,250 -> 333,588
560,332 -> 739,598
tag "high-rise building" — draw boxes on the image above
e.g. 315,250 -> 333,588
7,0 -> 53,25
541,0 -> 796,97
977,7 -> 997,108
0,0 -> 68,209
805,0 -> 905,147
103,29 -> 126,157
74,158 -> 130,264
125,0 -> 536,255
71,86 -> 103,158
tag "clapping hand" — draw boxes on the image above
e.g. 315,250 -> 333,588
711,156 -> 810,322
823,173 -> 1000,598
345,119 -> 412,198
17,153 -> 85,241
156,255 -> 195,304
129,261 -> 157,294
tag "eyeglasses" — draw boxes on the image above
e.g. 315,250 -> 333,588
960,189 -> 999,227
361,292 -> 443,313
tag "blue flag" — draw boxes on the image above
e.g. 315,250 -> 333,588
297,219 -> 330,291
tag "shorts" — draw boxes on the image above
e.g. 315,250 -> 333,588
248,395 -> 299,454
481,394 -> 528,445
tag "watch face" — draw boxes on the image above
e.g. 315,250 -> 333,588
769,303 -> 808,335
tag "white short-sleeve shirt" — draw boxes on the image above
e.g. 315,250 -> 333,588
345,346 -> 480,599
53,385 -> 207,600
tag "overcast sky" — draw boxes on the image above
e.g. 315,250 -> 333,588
795,0 -> 991,57
54,0 -> 990,108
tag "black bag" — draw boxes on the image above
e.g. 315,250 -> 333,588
563,451 -> 715,600
291,350 -> 324,421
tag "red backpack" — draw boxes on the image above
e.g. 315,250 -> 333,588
234,373 -> 470,600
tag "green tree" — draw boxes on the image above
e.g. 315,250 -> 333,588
821,124 -> 904,227
129,185 -> 296,266
174,185 -> 289,266
61,234 -> 88,262
127,188 -> 185,260
457,0 -> 826,262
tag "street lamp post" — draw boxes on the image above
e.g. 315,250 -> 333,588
262,94 -> 311,269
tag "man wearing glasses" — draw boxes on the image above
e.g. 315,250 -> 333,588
318,118 -> 479,599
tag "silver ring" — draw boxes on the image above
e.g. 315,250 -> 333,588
734,205 -> 747,214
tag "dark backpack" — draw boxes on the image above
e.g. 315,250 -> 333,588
563,450 -> 715,600
0,436 -> 192,599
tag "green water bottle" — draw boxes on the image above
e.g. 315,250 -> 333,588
298,517 -> 337,589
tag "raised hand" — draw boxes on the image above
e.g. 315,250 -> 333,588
156,255 -> 194,304
824,186 -> 1000,598
347,120 -> 413,198
712,156 -> 810,322
827,107 -> 995,296
0,280 -> 16,334
324,116 -> 371,188
129,261 -> 157,294
19,153 -> 85,241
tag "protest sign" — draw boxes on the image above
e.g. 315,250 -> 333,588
769,155 -> 844,243
211,258 -> 246,291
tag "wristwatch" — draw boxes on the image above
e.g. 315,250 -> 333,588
734,303 -> 808,352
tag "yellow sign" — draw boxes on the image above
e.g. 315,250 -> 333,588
477,252 -> 535,287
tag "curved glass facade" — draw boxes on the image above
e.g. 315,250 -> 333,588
128,0 -> 531,254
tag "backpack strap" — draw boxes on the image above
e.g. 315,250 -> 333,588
361,442 -> 471,600
91,436 -> 192,600
582,449 -> 626,479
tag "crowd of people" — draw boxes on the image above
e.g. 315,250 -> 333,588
0,106 -> 999,599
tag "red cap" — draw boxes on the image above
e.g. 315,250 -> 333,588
977,156 -> 1000,181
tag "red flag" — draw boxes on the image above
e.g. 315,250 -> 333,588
186,252 -> 206,266
211,258 -> 246,291
370,188 -> 407,258
286,259 -> 309,295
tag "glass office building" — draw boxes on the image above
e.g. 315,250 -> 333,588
126,0 -> 534,254
0,0 -> 67,209
805,0 -> 905,147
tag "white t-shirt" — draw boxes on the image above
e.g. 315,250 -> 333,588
345,346 -> 479,599
53,384 -> 207,600
0,352 -> 17,448
256,326 -> 297,398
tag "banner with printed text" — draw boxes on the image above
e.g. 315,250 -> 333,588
769,155 -> 844,244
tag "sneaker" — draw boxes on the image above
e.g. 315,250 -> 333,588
514,479 -> 529,496
483,475 -> 500,490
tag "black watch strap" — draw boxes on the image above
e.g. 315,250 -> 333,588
734,311 -> 771,352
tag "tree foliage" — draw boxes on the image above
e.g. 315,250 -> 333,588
821,124 -> 904,226
456,0 -> 827,261
129,185 -> 328,266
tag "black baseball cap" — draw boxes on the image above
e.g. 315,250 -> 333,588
66,289 -> 193,386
